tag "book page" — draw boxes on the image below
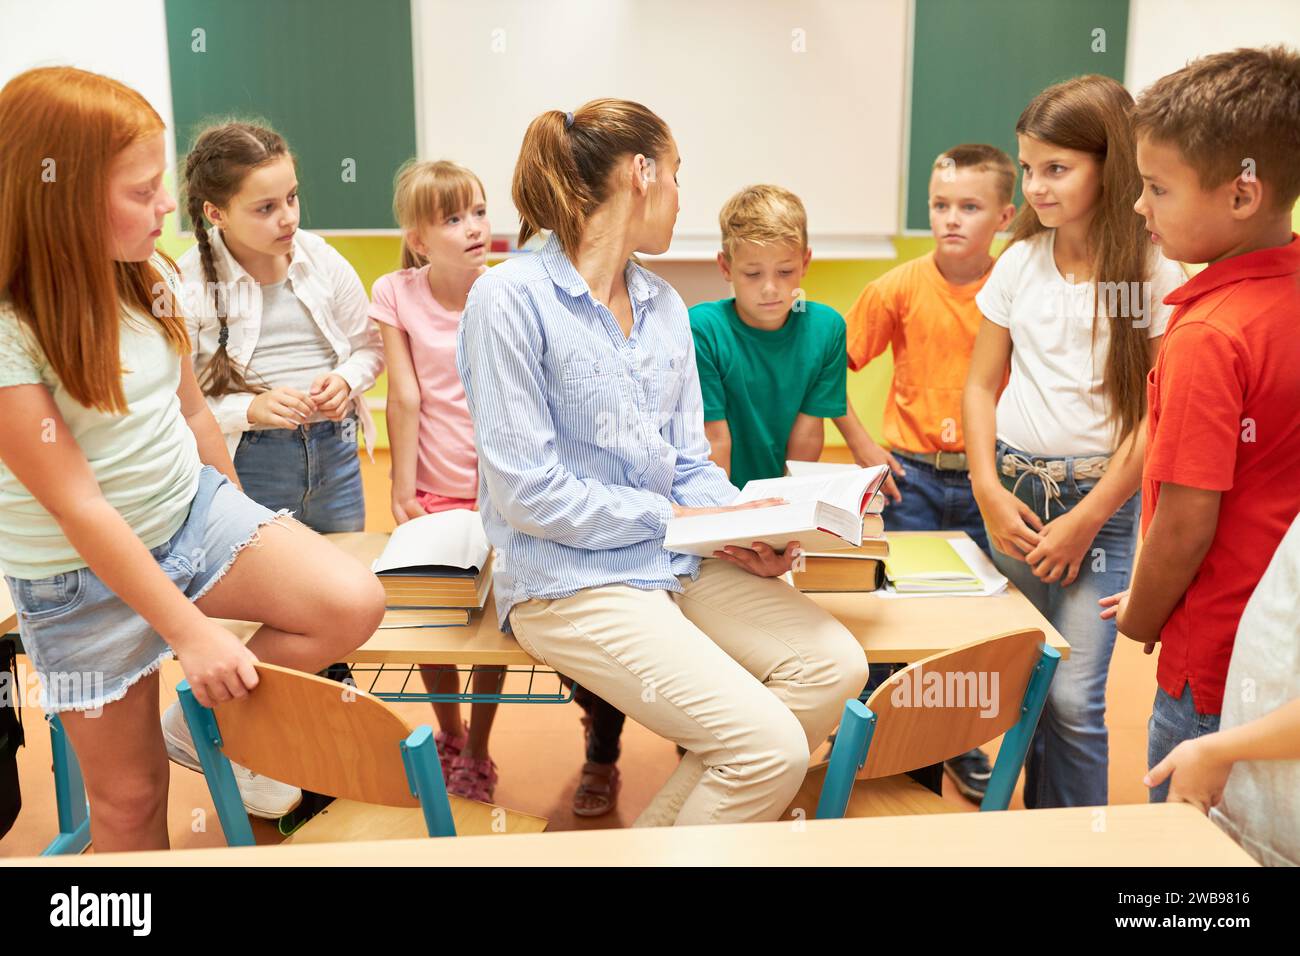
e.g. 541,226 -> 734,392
371,510 -> 490,574
736,473 -> 835,505
785,460 -> 858,477
735,464 -> 888,514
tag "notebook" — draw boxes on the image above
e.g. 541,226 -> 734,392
882,537 -> 983,593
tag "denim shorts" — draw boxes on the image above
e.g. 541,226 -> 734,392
3,465 -> 288,714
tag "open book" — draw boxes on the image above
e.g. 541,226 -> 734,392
371,510 -> 493,610
664,464 -> 890,558
371,510 -> 489,577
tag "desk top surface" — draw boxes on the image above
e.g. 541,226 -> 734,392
11,803 -> 1255,867
5,532 -> 1069,667
323,530 -> 1069,665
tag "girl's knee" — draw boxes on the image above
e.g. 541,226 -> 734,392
87,769 -> 168,832
314,570 -> 386,655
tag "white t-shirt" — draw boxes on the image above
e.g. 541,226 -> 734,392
975,231 -> 1185,456
0,291 -> 201,580
1211,513 -> 1300,867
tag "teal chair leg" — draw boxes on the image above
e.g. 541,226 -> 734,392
815,698 -> 876,820
40,715 -> 91,855
981,644 -> 1061,811
177,681 -> 256,846
401,725 -> 457,837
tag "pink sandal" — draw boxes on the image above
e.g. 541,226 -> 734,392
447,754 -> 499,802
434,729 -> 467,782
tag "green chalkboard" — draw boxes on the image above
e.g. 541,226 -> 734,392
165,0 -> 416,231
905,0 -> 1129,232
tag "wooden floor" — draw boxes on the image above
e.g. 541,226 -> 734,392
0,449 -> 1159,857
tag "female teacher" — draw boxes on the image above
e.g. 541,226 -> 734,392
455,98 -> 869,826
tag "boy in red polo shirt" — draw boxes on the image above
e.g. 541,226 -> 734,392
1100,46 -> 1300,802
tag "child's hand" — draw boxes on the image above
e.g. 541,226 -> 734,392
248,387 -> 316,428
392,493 -> 425,525
173,620 -> 261,708
310,373 -> 352,421
1144,736 -> 1232,814
979,485 -> 1042,561
1025,507 -> 1100,586
1099,589 -> 1158,653
713,541 -> 802,578
852,443 -> 905,503
1098,589 -> 1128,620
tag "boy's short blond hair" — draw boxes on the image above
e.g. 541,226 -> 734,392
718,184 -> 808,259
1133,45 -> 1300,210
932,144 -> 1017,206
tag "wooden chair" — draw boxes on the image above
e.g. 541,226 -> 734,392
785,628 -> 1060,819
177,663 -> 547,846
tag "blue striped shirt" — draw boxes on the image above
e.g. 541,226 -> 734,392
456,234 -> 739,631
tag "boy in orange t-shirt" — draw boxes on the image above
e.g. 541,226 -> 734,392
842,144 -> 1015,554
839,144 -> 1016,800
1100,46 -> 1300,803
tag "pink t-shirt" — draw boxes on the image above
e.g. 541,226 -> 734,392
369,266 -> 480,500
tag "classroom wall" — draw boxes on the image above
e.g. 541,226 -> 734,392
3,0 -> 1298,452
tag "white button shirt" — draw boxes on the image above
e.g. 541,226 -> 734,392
177,227 -> 384,459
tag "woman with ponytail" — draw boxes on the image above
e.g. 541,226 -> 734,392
456,99 -> 868,827
0,69 -> 383,850
177,121 -> 384,534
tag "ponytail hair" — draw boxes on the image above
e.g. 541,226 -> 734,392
181,120 -> 290,397
512,98 -> 672,256
392,159 -> 486,269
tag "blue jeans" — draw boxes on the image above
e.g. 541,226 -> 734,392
1147,682 -> 1221,803
988,440 -> 1139,808
885,453 -> 991,557
234,418 -> 365,534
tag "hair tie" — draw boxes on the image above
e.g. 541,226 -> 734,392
564,111 -> 574,130
217,323 -> 229,348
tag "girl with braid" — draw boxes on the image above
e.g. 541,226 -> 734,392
177,122 -> 384,533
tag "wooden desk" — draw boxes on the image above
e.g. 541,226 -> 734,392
9,803 -> 1255,867
810,531 -> 1070,663
239,531 -> 1067,666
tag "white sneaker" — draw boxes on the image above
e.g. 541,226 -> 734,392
161,702 -> 303,820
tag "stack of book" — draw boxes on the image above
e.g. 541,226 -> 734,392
780,461 -> 890,592
370,511 -> 493,628
791,498 -> 889,592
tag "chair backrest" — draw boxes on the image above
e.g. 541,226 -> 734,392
201,663 -> 420,808
860,628 -> 1045,779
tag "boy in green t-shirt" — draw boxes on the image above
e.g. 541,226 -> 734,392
690,184 -> 872,489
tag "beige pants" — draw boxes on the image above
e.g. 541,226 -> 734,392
509,558 -> 870,826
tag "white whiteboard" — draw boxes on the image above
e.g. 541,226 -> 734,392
413,0 -> 907,258
1126,0 -> 1300,93
0,0 -> 176,165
